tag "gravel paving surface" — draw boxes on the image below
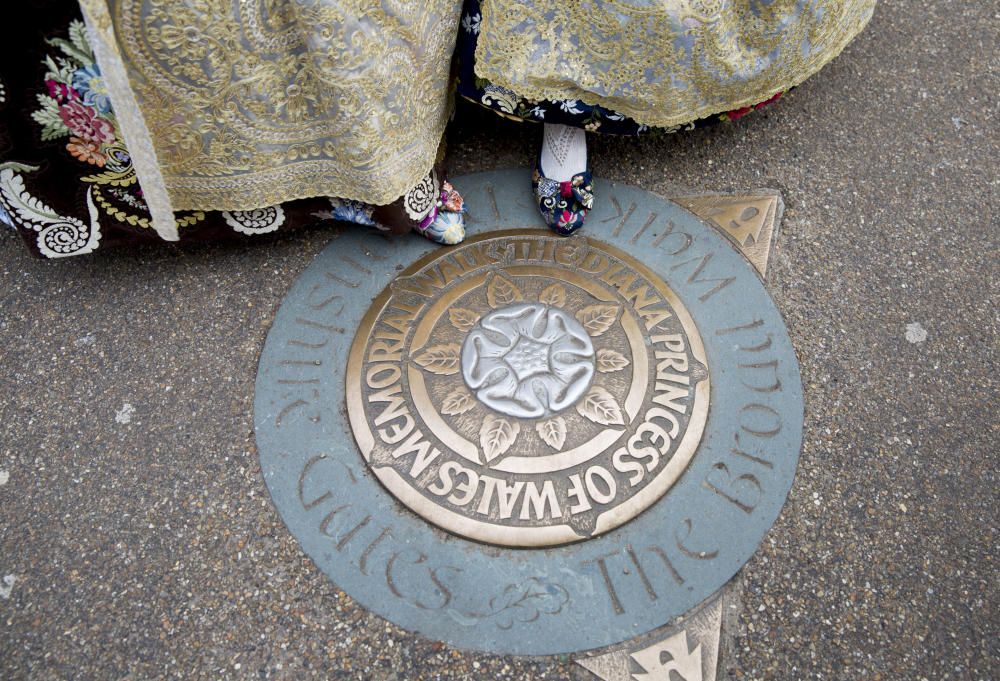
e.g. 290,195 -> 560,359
1,1 -> 996,678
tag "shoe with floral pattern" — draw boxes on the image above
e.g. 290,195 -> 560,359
331,169 -> 466,246
413,180 -> 466,245
532,167 -> 593,236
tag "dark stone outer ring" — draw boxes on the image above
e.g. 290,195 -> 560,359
254,169 -> 803,656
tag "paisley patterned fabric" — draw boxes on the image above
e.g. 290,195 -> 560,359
470,0 -> 876,130
0,5 -> 457,258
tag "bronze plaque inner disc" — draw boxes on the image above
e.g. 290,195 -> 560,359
347,231 -> 709,547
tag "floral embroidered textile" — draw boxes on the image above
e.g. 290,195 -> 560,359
0,5 -> 435,259
533,169 -> 593,236
30,21 -> 149,216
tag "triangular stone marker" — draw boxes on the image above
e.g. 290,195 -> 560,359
576,650 -> 633,681
631,630 -> 704,681
576,594 -> 724,681
672,193 -> 783,278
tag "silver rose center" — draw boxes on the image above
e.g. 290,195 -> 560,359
460,303 -> 596,419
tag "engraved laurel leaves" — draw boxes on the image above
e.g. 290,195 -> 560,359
418,381 -> 531,467
413,343 -> 461,375
535,416 -> 567,450
576,386 -> 625,426
596,348 -> 629,373
441,387 -> 476,416
444,388 -> 522,469
575,305 -> 621,339
538,283 -> 566,307
414,275 -> 518,376
486,272 -> 523,308
571,305 -> 628,428
447,307 -> 480,333
480,414 -> 521,464
447,273 -> 521,335
540,285 -> 621,338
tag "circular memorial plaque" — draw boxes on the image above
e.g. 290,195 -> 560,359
346,235 -> 709,547
255,170 -> 803,656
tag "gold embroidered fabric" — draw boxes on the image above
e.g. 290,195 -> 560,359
84,0 -> 463,211
475,0 -> 877,128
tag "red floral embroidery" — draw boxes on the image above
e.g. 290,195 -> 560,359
45,79 -> 76,104
58,101 -> 115,144
441,181 -> 464,212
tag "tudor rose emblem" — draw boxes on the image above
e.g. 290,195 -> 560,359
346,232 -> 710,547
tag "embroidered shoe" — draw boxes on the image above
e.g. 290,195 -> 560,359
414,180 -> 466,245
360,169 -> 467,245
532,167 -> 594,236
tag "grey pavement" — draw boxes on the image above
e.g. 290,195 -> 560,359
1,1 -> 997,678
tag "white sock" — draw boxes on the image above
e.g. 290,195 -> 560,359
540,123 -> 587,182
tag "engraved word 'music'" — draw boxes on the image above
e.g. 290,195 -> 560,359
347,232 -> 710,547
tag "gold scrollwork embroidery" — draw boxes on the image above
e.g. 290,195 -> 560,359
99,0 -> 463,210
475,0 -> 877,128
